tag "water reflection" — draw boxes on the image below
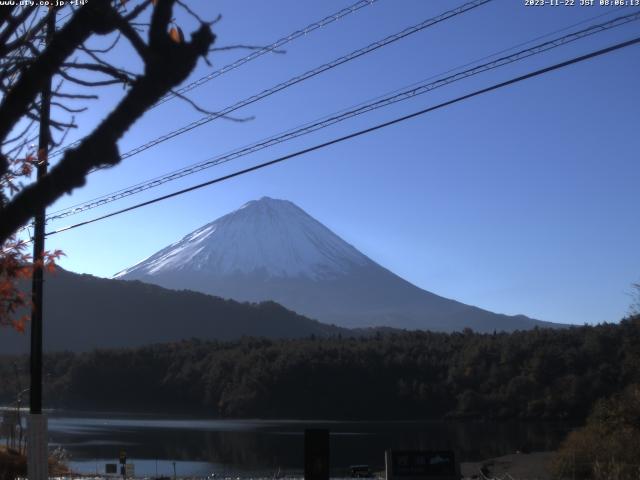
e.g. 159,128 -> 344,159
48,412 -> 572,476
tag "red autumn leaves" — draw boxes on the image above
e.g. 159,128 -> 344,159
0,239 -> 63,333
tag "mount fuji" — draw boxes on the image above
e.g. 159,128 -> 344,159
116,197 -> 556,332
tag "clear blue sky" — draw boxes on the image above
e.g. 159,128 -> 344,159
38,0 -> 640,326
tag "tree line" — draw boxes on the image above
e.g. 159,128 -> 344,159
1,316 -> 639,421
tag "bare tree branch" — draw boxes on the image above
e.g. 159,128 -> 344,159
57,69 -> 125,87
113,13 -> 149,61
61,61 -> 136,84
53,92 -> 99,100
50,101 -> 88,114
0,0 -> 215,244
0,6 -> 37,54
0,0 -> 117,158
170,88 -> 254,121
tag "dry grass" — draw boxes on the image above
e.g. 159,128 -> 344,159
551,385 -> 640,480
0,446 -> 71,480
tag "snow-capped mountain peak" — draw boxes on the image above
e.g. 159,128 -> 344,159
115,196 -> 552,332
115,197 -> 371,280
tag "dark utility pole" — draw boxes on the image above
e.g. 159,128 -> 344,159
28,8 -> 55,480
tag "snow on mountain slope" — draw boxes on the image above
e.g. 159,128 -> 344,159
116,197 -> 372,280
116,197 -> 557,332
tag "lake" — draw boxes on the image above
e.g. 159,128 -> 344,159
37,412 -> 574,477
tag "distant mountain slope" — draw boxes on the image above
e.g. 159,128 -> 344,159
117,197 -> 560,332
0,268 -> 346,354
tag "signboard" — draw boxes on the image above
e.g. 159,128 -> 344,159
385,450 -> 459,480
105,463 -> 118,474
125,463 -> 135,477
304,428 -> 330,480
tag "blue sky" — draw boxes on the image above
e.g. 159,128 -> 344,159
36,0 -> 640,326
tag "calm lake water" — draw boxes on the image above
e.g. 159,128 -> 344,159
42,412 -> 572,477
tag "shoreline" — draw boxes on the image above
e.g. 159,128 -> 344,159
461,451 -> 554,480
58,452 -> 556,480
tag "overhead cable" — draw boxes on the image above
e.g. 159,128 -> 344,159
50,0 -> 492,164
47,0 -> 379,159
44,10 -> 640,224
45,35 -> 640,237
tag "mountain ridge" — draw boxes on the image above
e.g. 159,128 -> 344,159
117,197 -> 560,332
0,267 -> 349,354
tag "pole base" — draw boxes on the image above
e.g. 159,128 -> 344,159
27,413 -> 48,480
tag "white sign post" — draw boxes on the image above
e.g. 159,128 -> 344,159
27,414 -> 48,480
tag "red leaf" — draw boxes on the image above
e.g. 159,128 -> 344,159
169,26 -> 184,44
13,316 -> 27,334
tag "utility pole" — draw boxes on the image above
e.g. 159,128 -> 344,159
28,8 -> 55,480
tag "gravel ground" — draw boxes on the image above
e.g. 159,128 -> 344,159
461,451 -> 554,480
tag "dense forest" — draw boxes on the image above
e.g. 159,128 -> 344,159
1,316 -> 639,421
552,383 -> 640,479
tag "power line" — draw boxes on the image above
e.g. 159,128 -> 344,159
47,0 -> 379,159
114,0 -> 492,161
43,10 -> 640,224
42,0 -> 491,220
45,35 -> 640,238
52,0 -> 492,167
154,0 -> 379,106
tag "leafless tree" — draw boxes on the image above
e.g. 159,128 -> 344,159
0,0 -> 216,244
630,282 -> 640,317
0,0 -> 216,326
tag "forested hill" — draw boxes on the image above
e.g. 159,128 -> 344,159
1,316 -> 638,421
0,268 -> 347,354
